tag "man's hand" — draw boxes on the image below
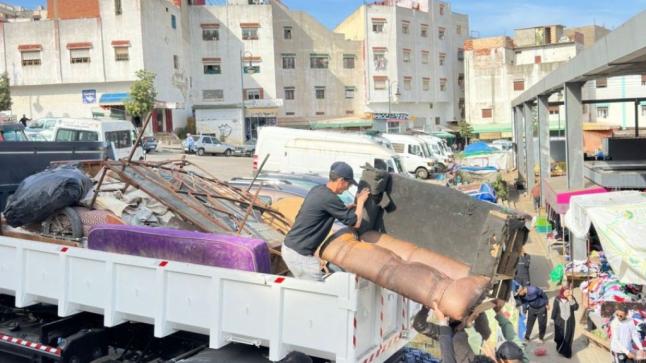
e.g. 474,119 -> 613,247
493,299 -> 506,313
628,352 -> 635,359
432,301 -> 448,326
356,188 -> 370,204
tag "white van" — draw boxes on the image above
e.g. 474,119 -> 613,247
24,117 -> 64,141
52,118 -> 144,160
255,127 -> 405,178
381,134 -> 438,179
417,135 -> 453,166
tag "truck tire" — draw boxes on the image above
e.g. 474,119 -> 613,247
224,149 -> 232,157
197,148 -> 205,156
41,206 -> 84,239
415,167 -> 429,180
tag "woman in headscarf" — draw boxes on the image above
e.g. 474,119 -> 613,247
551,286 -> 579,358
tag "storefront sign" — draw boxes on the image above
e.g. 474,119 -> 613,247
372,112 -> 409,121
82,89 -> 96,104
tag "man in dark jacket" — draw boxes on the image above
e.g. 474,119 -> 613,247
514,252 -> 531,287
515,284 -> 549,343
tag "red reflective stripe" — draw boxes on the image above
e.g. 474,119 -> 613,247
159,261 -> 168,267
60,247 -> 69,253
274,277 -> 285,283
0,334 -> 61,356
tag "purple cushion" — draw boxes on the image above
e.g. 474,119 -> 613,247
88,225 -> 271,273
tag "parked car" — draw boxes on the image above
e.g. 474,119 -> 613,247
142,136 -> 158,153
0,122 -> 28,142
233,138 -> 256,157
185,134 -> 235,156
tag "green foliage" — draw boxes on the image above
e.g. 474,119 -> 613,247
457,120 -> 473,143
175,126 -> 188,140
492,174 -> 508,202
124,70 -> 157,118
0,72 -> 12,111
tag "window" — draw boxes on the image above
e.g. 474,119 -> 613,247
70,48 -> 90,64
549,106 -> 560,115
285,112 -> 295,116
245,88 -> 262,100
55,129 -> 98,142
456,24 -> 462,35
457,48 -> 464,61
439,52 -> 446,66
202,136 -> 212,144
115,0 -> 122,15
372,19 -> 385,33
171,15 -> 176,29
421,50 -> 429,64
422,77 -> 430,91
310,54 -> 329,69
283,26 -> 292,40
642,105 -> 646,116
243,63 -> 260,74
535,55 -> 542,64
345,86 -> 355,99
204,64 -> 221,74
202,29 -> 219,41
373,50 -> 387,71
343,54 -> 355,69
438,27 -> 446,40
642,74 -> 646,86
388,123 -> 401,134
374,77 -> 387,90
105,130 -> 132,149
513,80 -> 525,91
597,106 -> 609,118
439,3 -> 446,15
241,26 -> 259,40
596,78 -> 607,88
402,21 -> 410,34
403,49 -> 411,63
173,55 -> 179,70
482,108 -> 492,118
315,112 -> 325,116
203,89 -> 224,101
458,73 -> 464,88
315,86 -> 325,99
282,54 -> 295,69
21,51 -> 41,66
284,87 -> 295,100
420,24 -> 428,37
346,110 -> 354,115
440,78 -> 447,91
404,77 -> 412,91
114,46 -> 129,61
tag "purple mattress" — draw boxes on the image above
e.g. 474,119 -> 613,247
88,225 -> 271,273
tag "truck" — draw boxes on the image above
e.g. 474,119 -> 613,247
380,134 -> 438,179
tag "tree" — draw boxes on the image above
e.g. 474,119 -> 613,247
457,120 -> 474,145
124,70 -> 157,124
0,72 -> 12,111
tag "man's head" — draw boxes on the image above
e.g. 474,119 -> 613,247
327,162 -> 357,194
615,304 -> 629,321
495,341 -> 524,363
515,286 -> 528,297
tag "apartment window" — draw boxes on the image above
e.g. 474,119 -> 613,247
481,108 -> 492,118
420,24 -> 428,37
373,50 -> 387,71
422,77 -> 430,91
438,27 -> 446,40
535,55 -> 542,64
596,78 -> 607,88
21,50 -> 41,66
402,21 -> 410,34
316,112 -> 325,116
315,87 -> 326,99
115,0 -> 122,15
285,112 -> 295,116
245,88 -> 263,100
388,123 -> 400,134
345,86 -> 355,99
346,110 -> 354,115
597,106 -> 609,118
374,76 -> 387,90
513,80 -> 525,91
171,15 -> 176,29
456,24 -> 462,35
439,3 -> 446,15
457,48 -> 464,61
458,73 -> 464,88
69,48 -> 90,64
114,46 -> 129,61
284,87 -> 295,100
549,106 -> 560,115
439,52 -> 446,66
310,54 -> 329,69
202,27 -> 219,41
203,63 -> 221,74
282,54 -> 295,69
440,78 -> 447,91
642,74 -> 646,86
203,89 -> 224,101
173,55 -> 179,70
343,54 -> 355,69
283,26 -> 292,40
403,49 -> 411,63
642,105 -> 646,116
404,77 -> 412,91
241,24 -> 260,40
421,50 -> 429,64
372,19 -> 385,33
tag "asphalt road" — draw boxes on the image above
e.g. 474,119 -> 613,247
145,149 -> 254,181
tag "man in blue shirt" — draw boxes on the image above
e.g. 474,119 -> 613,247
515,284 -> 549,343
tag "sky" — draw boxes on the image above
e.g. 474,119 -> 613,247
9,0 -> 646,37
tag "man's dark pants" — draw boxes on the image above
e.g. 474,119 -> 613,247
524,305 -> 547,340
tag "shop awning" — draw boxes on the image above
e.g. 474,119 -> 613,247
471,120 -> 566,135
309,118 -> 373,129
99,92 -> 129,105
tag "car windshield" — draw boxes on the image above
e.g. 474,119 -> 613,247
27,120 -> 44,129
420,143 -> 432,158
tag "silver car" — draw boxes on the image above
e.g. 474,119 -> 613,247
192,135 -> 234,156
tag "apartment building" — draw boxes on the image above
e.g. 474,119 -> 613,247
335,0 -> 468,133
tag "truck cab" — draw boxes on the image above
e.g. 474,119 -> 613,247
381,134 -> 437,179
0,123 -> 28,142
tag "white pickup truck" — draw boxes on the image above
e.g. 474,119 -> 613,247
0,234 -> 415,362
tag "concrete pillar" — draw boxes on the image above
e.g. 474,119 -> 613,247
523,102 -> 535,192
537,95 -> 551,206
513,107 -> 526,181
564,82 -> 584,190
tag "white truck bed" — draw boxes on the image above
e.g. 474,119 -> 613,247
0,235 -> 413,362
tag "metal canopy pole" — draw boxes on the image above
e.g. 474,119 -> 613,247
636,100 -> 640,137
537,95 -> 551,207
523,102 -> 535,192
564,82 -> 584,190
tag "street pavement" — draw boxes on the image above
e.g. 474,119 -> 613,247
146,149 -> 254,181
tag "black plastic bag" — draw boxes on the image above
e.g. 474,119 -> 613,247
3,166 -> 92,227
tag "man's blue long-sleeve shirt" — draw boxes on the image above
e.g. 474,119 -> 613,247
517,286 -> 548,310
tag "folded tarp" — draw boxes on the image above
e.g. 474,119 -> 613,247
564,191 -> 646,284
88,225 -> 271,273
464,141 -> 494,156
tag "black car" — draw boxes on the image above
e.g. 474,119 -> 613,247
142,136 -> 158,153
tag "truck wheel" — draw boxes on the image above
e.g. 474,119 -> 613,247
224,149 -> 232,157
197,148 -> 205,156
41,207 -> 84,239
415,167 -> 429,179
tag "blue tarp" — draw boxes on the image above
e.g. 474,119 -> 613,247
466,183 -> 497,203
99,92 -> 129,105
464,141 -> 494,156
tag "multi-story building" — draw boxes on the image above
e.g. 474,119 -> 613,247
335,0 -> 468,133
